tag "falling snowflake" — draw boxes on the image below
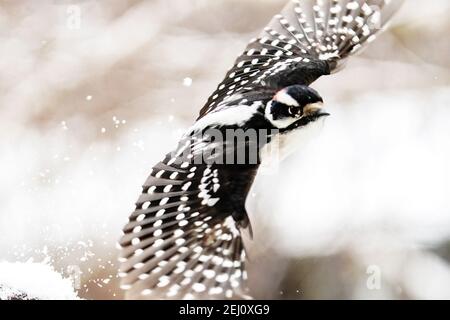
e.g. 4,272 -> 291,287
183,77 -> 193,87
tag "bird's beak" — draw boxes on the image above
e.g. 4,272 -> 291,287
303,102 -> 330,117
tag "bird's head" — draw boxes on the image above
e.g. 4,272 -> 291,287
264,85 -> 329,131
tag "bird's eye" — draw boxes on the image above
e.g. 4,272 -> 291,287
288,106 -> 300,117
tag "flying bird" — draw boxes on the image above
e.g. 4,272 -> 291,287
118,0 -> 403,299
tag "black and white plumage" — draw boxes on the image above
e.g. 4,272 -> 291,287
119,0 -> 403,299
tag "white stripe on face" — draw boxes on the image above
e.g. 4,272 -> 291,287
274,90 -> 299,107
264,101 -> 298,129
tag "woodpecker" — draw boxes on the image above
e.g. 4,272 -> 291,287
118,0 -> 404,299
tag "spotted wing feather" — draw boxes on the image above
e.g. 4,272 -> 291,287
119,137 -> 257,299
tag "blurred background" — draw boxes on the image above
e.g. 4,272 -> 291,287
0,0 -> 449,299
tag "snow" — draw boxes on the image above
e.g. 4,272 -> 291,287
0,262 -> 80,300
183,77 -> 193,87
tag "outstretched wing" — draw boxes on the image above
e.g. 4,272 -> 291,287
119,134 -> 259,299
199,0 -> 404,118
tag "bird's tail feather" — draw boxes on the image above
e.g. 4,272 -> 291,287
264,0 -> 404,72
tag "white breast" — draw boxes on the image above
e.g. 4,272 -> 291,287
260,117 -> 328,164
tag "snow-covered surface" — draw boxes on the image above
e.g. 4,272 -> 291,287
0,262 -> 80,300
